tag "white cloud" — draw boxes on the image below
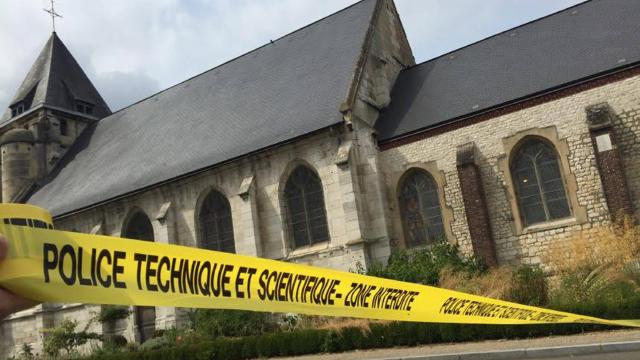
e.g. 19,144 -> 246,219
0,0 -> 583,112
95,71 -> 160,111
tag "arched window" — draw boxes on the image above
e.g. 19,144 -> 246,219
510,138 -> 571,226
284,165 -> 329,248
123,212 -> 154,241
122,211 -> 155,343
399,169 -> 445,247
198,190 -> 235,253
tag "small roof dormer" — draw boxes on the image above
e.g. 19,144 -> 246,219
0,32 -> 111,126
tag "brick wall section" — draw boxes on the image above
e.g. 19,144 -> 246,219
588,127 -> 634,223
585,103 -> 635,223
612,108 -> 640,218
456,158 -> 497,267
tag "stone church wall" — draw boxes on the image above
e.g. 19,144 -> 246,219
32,126 -> 363,342
379,73 -> 640,266
1,304 -> 102,358
2,126 -> 371,357
342,0 -> 415,267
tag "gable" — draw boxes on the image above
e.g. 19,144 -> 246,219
27,0 -> 379,216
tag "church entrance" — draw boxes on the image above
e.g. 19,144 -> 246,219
122,211 -> 156,343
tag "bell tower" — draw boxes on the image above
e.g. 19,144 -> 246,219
0,32 -> 111,202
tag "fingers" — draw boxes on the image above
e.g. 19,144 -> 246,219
0,287 -> 39,320
0,234 -> 6,260
0,234 -> 40,320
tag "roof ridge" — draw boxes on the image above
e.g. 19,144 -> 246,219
39,35 -> 54,107
404,0 -> 591,71
102,0 -> 373,115
43,33 -> 62,107
10,34 -> 53,106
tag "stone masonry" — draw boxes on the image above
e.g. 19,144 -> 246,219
3,1 -> 640,358
379,73 -> 640,266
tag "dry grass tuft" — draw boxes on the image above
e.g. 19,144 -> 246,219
292,315 -> 378,331
438,265 -> 514,300
543,217 -> 640,304
545,217 -> 640,282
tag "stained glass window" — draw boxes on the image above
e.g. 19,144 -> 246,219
198,190 -> 235,253
399,169 -> 445,247
284,165 -> 329,248
511,138 -> 571,226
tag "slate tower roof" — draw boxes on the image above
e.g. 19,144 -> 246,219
1,32 -> 111,126
27,0 -> 379,216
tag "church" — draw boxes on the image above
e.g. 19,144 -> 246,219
2,0 -> 640,356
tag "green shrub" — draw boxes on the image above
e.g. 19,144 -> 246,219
42,318 -> 101,357
239,336 -> 258,359
550,277 -> 640,319
97,306 -> 132,324
94,334 -> 128,356
84,321 -> 624,360
103,335 -> 127,348
508,264 -> 548,306
283,329 -> 327,355
321,329 -> 340,353
339,326 -> 367,350
139,336 -> 172,351
18,343 -> 34,359
367,241 -> 483,285
194,309 -> 278,338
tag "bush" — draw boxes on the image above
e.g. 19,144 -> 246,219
321,330 -> 340,353
367,241 -> 483,285
85,321 -> 621,360
550,275 -> 640,319
139,336 -> 172,351
508,264 -> 548,306
42,318 -> 101,357
544,219 -> 640,318
18,343 -> 34,359
103,335 -> 127,348
97,306 -> 131,324
194,309 -> 278,338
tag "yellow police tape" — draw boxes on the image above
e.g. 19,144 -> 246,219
0,203 -> 638,327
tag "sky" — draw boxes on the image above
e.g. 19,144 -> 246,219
0,0 -> 583,112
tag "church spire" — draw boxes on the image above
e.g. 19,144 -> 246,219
0,33 -> 112,201
0,32 -> 111,126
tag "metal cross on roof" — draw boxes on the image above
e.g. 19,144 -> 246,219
43,0 -> 63,32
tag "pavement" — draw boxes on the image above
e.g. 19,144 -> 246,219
533,351 -> 640,360
272,329 -> 640,360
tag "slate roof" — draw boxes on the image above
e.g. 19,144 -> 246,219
1,32 -> 111,126
375,0 -> 640,142
27,0 -> 378,216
